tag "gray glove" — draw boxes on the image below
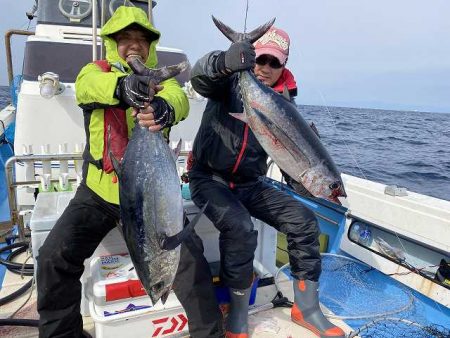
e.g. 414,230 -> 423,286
115,74 -> 158,109
215,41 -> 256,75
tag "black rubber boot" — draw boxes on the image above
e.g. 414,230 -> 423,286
291,279 -> 345,338
225,287 -> 252,338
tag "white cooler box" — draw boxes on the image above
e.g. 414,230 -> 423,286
89,253 -> 188,338
30,190 -> 129,315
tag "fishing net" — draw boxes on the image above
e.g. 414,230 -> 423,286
277,254 -> 450,338
319,254 -> 414,320
347,317 -> 450,338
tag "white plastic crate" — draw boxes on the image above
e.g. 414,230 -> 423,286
89,253 -> 188,338
89,300 -> 188,338
90,254 -> 180,315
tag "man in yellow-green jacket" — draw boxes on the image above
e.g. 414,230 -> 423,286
36,6 -> 224,338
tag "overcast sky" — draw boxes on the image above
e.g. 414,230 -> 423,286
2,0 -> 450,113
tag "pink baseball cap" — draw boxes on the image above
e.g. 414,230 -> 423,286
254,26 -> 290,65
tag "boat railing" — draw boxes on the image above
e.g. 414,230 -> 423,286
5,29 -> 34,85
4,149 -> 191,242
4,153 -> 83,241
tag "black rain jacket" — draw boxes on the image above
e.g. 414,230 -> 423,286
189,51 -> 297,184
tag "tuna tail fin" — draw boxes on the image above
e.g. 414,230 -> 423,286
159,201 -> 209,250
212,15 -> 275,43
127,57 -> 189,83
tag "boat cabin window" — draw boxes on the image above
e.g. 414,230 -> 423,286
38,0 -> 153,27
22,41 -> 190,84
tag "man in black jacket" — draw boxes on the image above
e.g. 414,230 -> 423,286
188,27 -> 345,338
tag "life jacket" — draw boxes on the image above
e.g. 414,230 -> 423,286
272,68 -> 298,97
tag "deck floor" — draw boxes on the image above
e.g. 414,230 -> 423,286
0,254 -> 352,338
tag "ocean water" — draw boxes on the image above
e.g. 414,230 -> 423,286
298,104 -> 450,201
0,86 -> 10,107
1,86 -> 449,201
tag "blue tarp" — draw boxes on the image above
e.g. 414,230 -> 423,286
0,130 -> 14,224
0,148 -> 13,223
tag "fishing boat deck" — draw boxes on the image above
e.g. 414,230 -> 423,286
0,252 -> 353,338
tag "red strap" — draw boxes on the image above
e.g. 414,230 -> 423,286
93,59 -> 111,72
102,108 -> 128,174
94,60 -> 128,176
231,124 -> 249,175
186,151 -> 194,171
229,124 -> 249,188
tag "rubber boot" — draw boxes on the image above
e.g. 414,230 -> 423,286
291,279 -> 345,338
225,287 -> 252,338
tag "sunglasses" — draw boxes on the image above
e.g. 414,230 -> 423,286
255,55 -> 283,69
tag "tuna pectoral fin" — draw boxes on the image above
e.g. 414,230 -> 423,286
159,202 -> 209,250
171,138 -> 182,162
282,85 -> 291,101
229,112 -> 248,123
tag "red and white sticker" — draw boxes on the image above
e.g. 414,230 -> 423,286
152,313 -> 188,337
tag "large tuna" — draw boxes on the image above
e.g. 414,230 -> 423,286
111,58 -> 202,305
212,17 -> 346,203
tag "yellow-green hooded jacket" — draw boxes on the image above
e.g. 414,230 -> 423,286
75,6 -> 189,205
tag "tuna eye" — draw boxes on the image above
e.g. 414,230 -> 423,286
329,182 -> 340,190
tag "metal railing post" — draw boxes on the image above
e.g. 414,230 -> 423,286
5,30 -> 34,85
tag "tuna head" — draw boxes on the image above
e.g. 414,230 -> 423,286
300,162 -> 347,204
145,248 -> 181,305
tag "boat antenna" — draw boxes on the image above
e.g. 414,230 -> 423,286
148,1 -> 154,24
92,0 -> 98,61
243,0 -> 249,33
26,0 -> 38,21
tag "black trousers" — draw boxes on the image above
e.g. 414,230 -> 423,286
37,184 -> 224,338
189,173 -> 322,290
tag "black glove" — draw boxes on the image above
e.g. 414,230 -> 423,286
115,74 -> 158,109
150,96 -> 175,129
215,41 -> 256,75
